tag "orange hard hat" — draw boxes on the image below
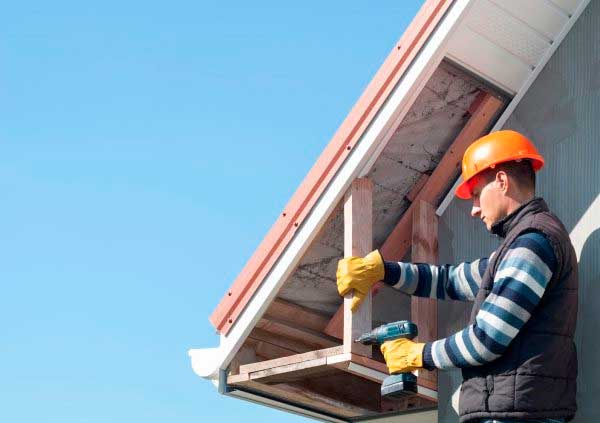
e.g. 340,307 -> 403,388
455,130 -> 544,199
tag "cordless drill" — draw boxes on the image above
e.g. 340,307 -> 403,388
356,320 -> 418,398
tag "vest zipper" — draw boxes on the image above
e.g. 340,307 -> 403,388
484,375 -> 493,411
483,389 -> 490,412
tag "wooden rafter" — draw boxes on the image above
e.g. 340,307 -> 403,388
264,299 -> 330,333
256,318 -> 338,350
244,299 -> 340,358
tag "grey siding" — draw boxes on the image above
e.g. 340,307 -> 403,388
437,1 -> 600,422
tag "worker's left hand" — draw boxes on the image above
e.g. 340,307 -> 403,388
380,338 -> 425,374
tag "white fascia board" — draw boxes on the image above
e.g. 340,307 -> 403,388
436,0 -> 592,217
189,0 -> 477,382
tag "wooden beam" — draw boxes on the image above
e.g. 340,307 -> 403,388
248,327 -> 315,354
256,317 -> 339,349
343,178 -> 373,357
325,92 -> 504,339
411,199 -> 438,390
247,357 -> 334,385
406,174 -> 429,203
264,299 -> 330,333
251,338 -> 297,360
239,346 -> 344,375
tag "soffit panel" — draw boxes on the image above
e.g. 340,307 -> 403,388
445,0 -> 586,95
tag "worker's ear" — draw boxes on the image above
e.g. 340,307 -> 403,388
494,170 -> 509,194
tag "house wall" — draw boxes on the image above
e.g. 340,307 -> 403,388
437,1 -> 600,422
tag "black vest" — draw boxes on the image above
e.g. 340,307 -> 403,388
459,198 -> 578,423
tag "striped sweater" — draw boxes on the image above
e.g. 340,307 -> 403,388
383,231 -> 557,370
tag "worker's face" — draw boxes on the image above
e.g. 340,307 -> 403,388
469,171 -> 508,231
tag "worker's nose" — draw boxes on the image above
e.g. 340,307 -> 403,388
471,202 -> 481,218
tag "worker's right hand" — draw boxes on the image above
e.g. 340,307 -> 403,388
336,250 -> 385,312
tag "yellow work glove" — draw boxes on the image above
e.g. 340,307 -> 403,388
380,338 -> 425,374
336,250 -> 385,312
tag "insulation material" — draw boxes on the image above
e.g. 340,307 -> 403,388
278,62 -> 485,320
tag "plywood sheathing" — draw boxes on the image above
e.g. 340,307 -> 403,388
278,62 -> 484,319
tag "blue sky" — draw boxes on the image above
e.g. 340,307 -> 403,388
0,1 -> 423,421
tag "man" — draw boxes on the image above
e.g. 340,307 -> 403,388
337,130 -> 578,423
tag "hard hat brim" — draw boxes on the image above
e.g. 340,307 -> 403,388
455,179 -> 472,200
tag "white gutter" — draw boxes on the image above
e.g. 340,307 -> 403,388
188,347 -> 222,380
188,0 -> 476,386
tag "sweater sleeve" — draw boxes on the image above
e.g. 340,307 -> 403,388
421,231 -> 557,370
383,256 -> 493,302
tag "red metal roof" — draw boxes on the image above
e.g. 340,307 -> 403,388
210,0 -> 454,335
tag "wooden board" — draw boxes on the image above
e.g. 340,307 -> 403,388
264,299 -> 330,333
411,200 -> 438,390
256,317 -> 339,350
239,346 -> 344,375
248,357 -> 335,384
343,178 -> 373,357
248,327 -> 315,354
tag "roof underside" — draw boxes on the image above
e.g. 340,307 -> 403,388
278,62 -> 489,324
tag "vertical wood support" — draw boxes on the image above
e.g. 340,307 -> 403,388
411,200 -> 438,389
343,178 -> 373,357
